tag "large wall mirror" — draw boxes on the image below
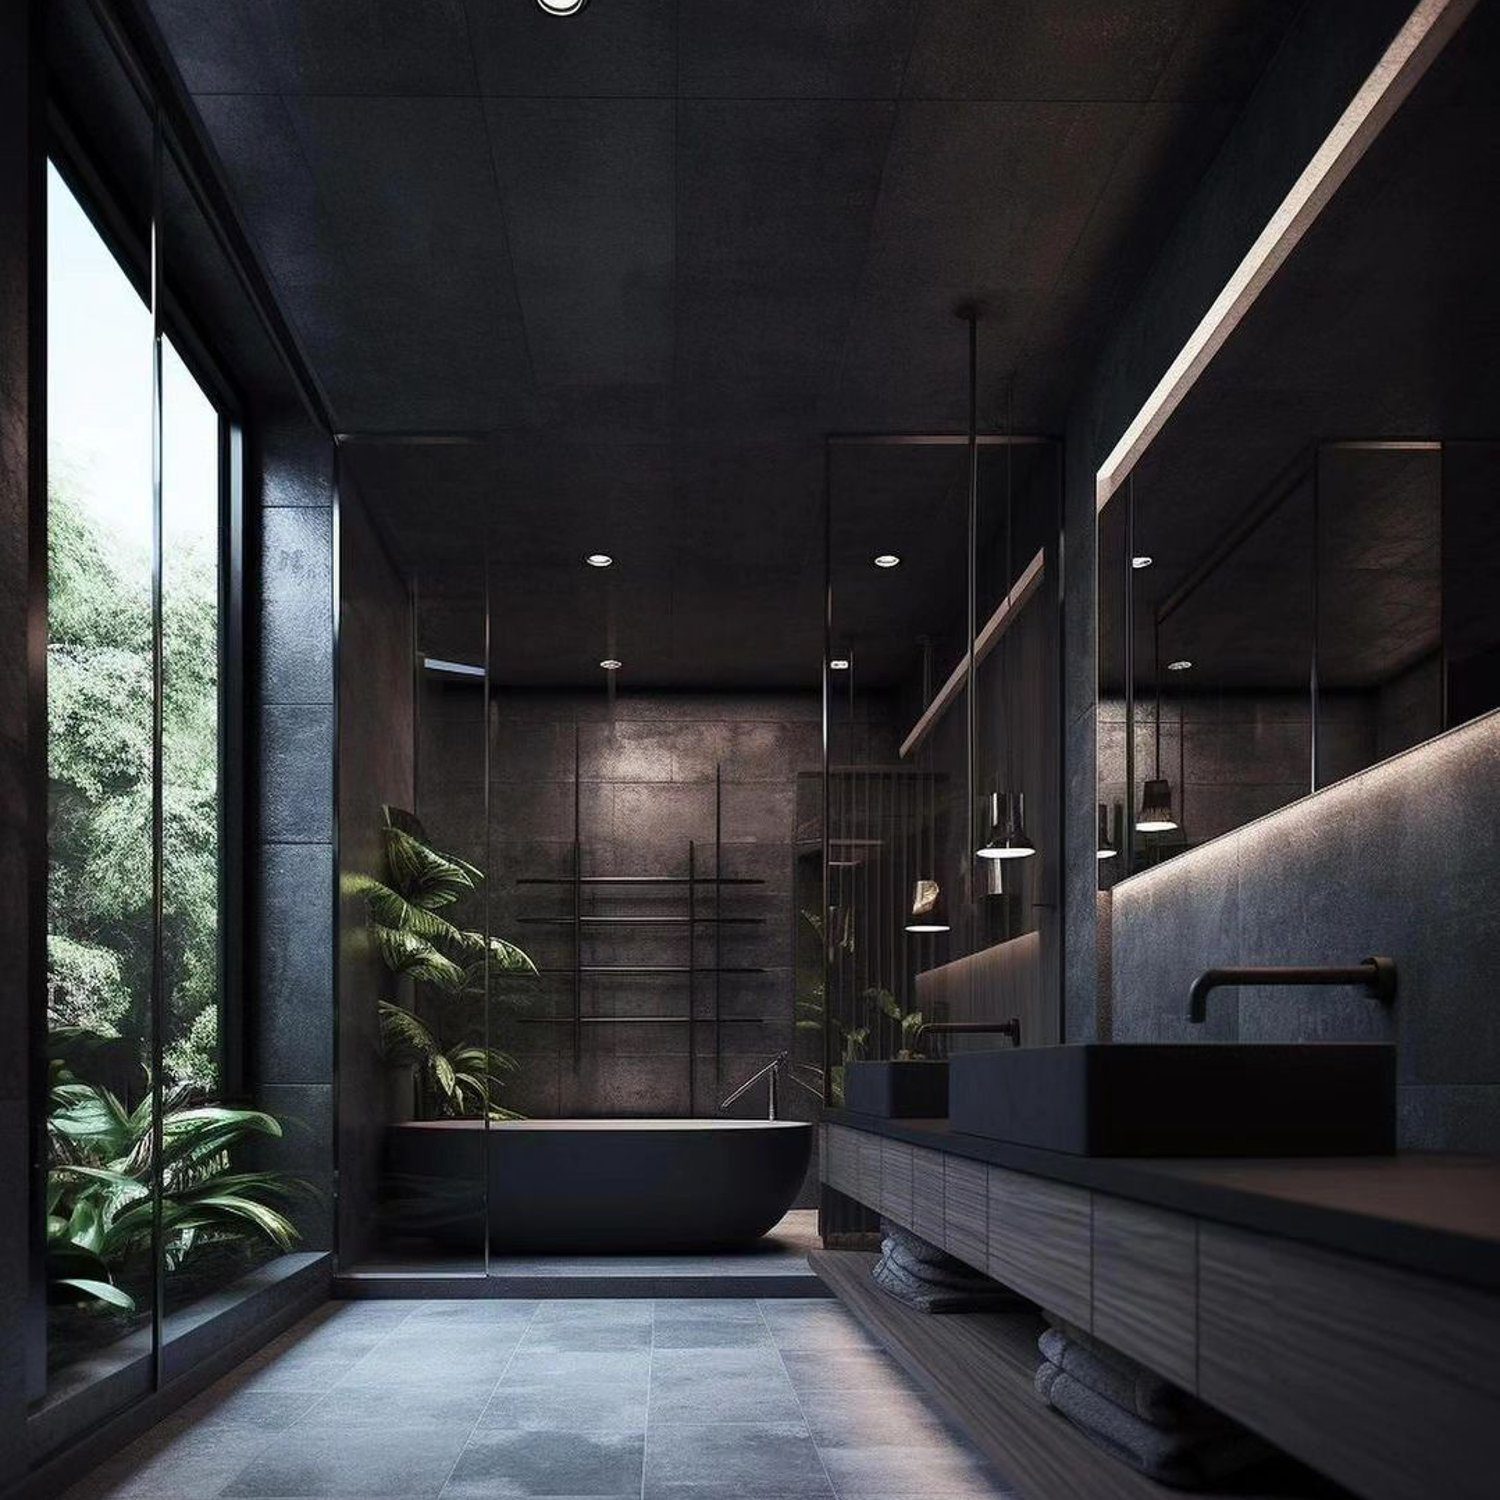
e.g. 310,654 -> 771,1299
1098,4 -> 1500,880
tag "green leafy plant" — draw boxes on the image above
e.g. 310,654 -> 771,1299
46,1047 -> 301,1312
365,806 -> 536,1118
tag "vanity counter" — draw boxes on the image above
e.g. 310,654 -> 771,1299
824,1109 -> 1500,1288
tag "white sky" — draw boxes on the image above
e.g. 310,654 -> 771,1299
47,161 -> 219,567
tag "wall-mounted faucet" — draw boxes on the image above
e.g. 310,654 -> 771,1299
914,1017 -> 1022,1054
1188,957 -> 1397,1024
719,1051 -> 788,1120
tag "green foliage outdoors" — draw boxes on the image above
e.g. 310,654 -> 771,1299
44,476 -> 299,1317
47,473 -> 220,1089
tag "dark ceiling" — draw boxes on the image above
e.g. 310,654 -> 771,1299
145,0 -> 1304,686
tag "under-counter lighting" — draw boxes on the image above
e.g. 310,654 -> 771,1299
1167,659 -> 1193,672
584,553 -> 613,568
1131,555 -> 1153,570
599,658 -> 622,671
873,554 -> 901,569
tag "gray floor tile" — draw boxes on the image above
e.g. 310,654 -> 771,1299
758,1303 -> 879,1351
643,1422 -> 832,1499
442,1429 -> 645,1498
170,1386 -> 324,1432
534,1300 -> 654,1324
296,1381 -> 493,1428
650,1346 -> 787,1382
654,1299 -> 763,1323
477,1381 -> 649,1432
650,1368 -> 806,1427
797,1389 -> 956,1448
520,1320 -> 653,1353
779,1348 -> 921,1396
651,1316 -> 773,1350
406,1299 -> 540,1323
66,1426 -> 276,1499
220,1422 -> 471,1498
504,1349 -> 652,1385
817,1444 -> 1009,1499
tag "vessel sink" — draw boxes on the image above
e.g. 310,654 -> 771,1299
948,1044 -> 1395,1156
844,1060 -> 949,1118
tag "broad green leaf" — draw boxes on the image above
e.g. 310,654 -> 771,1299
55,1277 -> 135,1311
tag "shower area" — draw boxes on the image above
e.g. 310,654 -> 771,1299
333,462 -> 825,1281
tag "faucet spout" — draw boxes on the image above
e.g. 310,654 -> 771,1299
718,1051 -> 788,1120
914,1018 -> 1022,1053
1188,957 -> 1396,1024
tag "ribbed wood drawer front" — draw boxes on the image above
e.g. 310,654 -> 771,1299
1092,1196 -> 1196,1390
911,1147 -> 945,1245
1199,1224 -> 1500,1500
856,1131 -> 882,1210
943,1157 -> 988,1271
825,1125 -> 856,1194
987,1167 -> 1091,1326
880,1139 -> 914,1228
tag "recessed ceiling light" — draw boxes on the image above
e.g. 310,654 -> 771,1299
585,553 -> 613,568
536,0 -> 588,15
1167,659 -> 1193,672
829,658 -> 851,671
873,554 -> 901,569
1131,555 -> 1153,570
599,658 -> 622,671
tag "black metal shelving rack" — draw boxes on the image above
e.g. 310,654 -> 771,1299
515,759 -> 764,1105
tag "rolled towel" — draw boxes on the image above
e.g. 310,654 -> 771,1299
1038,1325 -> 1196,1428
882,1239 -> 1010,1293
1035,1362 -> 1272,1489
881,1221 -> 956,1268
873,1252 -> 1018,1313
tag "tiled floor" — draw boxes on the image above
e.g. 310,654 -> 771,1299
64,1297 -> 1015,1499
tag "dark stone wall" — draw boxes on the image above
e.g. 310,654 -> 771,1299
250,413 -> 336,1248
1109,709 -> 1500,1149
418,688 -> 826,1201
1061,0 -> 1418,1040
0,0 -> 37,1477
335,479 -> 413,1267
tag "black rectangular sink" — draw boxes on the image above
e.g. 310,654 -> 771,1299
844,1060 -> 949,1119
948,1044 -> 1395,1156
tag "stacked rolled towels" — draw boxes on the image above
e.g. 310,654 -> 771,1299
872,1221 -> 1022,1313
1034,1323 -> 1272,1489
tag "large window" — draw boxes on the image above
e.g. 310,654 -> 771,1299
41,158 -> 290,1419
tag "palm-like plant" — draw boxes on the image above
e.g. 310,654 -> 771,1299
364,806 -> 536,1119
46,1053 -> 300,1312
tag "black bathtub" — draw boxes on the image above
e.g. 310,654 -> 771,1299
385,1118 -> 812,1253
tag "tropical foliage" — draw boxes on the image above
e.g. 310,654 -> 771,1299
364,806 -> 536,1118
46,1043 -> 300,1312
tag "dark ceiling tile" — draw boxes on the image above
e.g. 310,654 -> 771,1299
483,98 -> 674,390
271,94 -> 532,430
154,0 -> 476,96
467,0 -> 676,98
904,0 -> 1190,101
678,1 -> 922,99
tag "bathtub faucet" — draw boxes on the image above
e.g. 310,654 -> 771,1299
719,1051 -> 788,1121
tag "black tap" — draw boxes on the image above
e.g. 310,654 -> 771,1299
914,1018 -> 1022,1054
1188,957 -> 1396,1024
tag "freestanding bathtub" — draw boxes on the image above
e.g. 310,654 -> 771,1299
385,1118 -> 812,1253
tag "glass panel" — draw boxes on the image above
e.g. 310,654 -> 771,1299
826,441 -> 968,1089
1128,470 -> 1315,873
42,159 -> 157,1409
1316,444 -> 1443,787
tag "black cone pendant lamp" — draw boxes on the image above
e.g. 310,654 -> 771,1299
1136,612 -> 1179,833
976,789 -> 1034,860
